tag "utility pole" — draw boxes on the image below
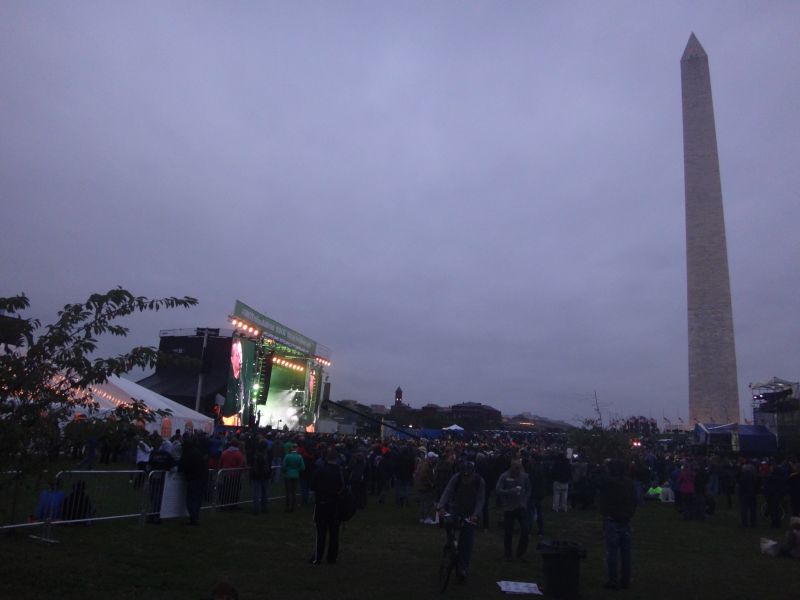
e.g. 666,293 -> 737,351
194,328 -> 210,413
593,390 -> 603,429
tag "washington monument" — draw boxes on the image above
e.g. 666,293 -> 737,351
681,33 -> 740,424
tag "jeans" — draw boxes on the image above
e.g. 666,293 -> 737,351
604,518 -> 632,588
528,498 -> 544,534
739,494 -> 757,527
503,507 -> 530,558
285,478 -> 298,511
418,491 -> 434,521
457,522 -> 476,573
252,479 -> 269,514
185,478 -> 204,524
553,482 -> 569,512
395,478 -> 411,507
313,502 -> 341,563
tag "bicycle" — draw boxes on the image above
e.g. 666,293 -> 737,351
438,513 -> 469,593
761,499 -> 786,523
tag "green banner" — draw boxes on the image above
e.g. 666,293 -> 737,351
232,300 -> 317,355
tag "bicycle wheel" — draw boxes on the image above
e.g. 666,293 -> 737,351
438,550 -> 455,593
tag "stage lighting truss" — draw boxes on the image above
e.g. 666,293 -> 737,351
230,318 -> 261,338
314,356 -> 332,368
272,356 -> 305,372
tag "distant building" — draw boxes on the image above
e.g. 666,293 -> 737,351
503,413 -> 574,433
451,402 -> 502,429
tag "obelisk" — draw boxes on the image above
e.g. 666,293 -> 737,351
681,33 -> 740,424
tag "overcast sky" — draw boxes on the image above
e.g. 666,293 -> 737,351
2,2 -> 798,424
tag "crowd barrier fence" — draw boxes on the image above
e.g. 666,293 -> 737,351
0,466 -> 279,542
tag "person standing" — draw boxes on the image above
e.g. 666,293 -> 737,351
310,448 -> 344,565
764,465 -> 786,529
134,436 -> 152,489
250,438 -> 272,515
282,443 -> 305,512
220,440 -> 246,508
551,454 -> 571,512
526,454 -> 547,535
596,460 -> 637,591
496,459 -> 532,561
787,462 -> 800,518
737,462 -> 759,528
394,446 -> 415,508
677,463 -> 696,520
348,450 -> 368,510
414,452 -> 437,524
179,436 -> 208,525
436,461 -> 486,581
146,440 -> 175,524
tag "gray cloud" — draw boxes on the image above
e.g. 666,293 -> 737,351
2,2 -> 798,423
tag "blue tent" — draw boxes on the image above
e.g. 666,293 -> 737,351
694,423 -> 777,454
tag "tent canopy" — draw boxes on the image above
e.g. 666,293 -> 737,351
693,423 -> 776,454
88,375 -> 214,436
442,424 -> 464,431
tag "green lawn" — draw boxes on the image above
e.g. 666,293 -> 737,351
1,495 -> 797,599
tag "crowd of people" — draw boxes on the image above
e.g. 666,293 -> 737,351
57,426 -> 800,592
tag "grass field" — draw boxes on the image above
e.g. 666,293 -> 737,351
1,493 -> 798,600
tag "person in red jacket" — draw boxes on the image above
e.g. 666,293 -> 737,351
219,440 -> 246,508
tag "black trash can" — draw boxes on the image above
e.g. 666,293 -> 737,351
536,540 -> 587,599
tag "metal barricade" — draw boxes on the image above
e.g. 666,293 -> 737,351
57,469 -> 149,525
0,469 -> 149,542
214,468 -> 253,510
0,466 -> 276,540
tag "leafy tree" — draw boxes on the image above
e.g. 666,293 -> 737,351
568,418 -> 634,464
0,288 -> 197,481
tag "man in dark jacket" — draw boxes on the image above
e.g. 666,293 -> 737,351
179,436 -> 208,525
436,460 -> 486,581
526,454 -> 547,535
551,454 -> 571,512
737,463 -> 759,527
596,459 -> 637,590
249,438 -> 272,515
310,448 -> 344,565
496,459 -> 531,561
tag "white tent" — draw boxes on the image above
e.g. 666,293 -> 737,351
89,375 -> 214,436
442,424 -> 464,431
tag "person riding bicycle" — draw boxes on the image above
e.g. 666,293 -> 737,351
436,460 -> 486,581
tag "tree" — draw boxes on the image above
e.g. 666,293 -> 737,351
568,418 -> 634,464
0,288 -> 197,479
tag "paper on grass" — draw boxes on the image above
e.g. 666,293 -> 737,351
497,581 -> 543,595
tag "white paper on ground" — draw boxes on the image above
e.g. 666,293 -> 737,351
496,581 -> 543,595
